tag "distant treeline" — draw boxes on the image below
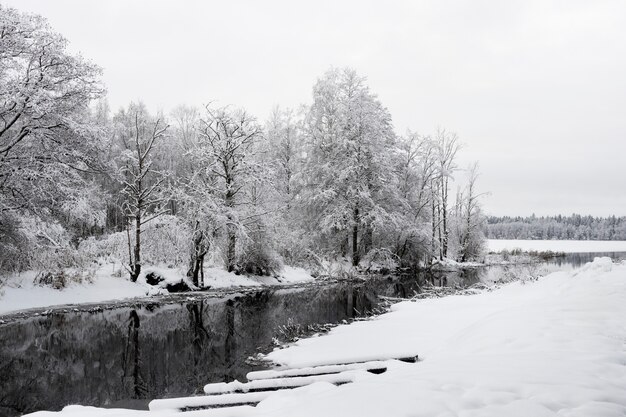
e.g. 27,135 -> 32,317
486,215 -> 626,240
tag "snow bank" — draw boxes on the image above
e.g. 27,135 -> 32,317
27,405 -> 256,416
259,257 -> 626,416
488,238 -> 626,253
0,266 -> 148,315
0,264 -> 315,315
200,265 -> 313,288
25,406 -> 149,417
24,257 -> 626,416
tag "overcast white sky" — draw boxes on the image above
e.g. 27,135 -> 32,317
5,0 -> 626,216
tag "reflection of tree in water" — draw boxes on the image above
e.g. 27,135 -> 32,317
122,310 -> 147,398
187,301 -> 211,361
224,298 -> 237,382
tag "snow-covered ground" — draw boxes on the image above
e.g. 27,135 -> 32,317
0,264 -> 313,316
27,257 -> 626,416
488,238 -> 626,253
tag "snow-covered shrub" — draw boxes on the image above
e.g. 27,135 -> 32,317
236,229 -> 283,276
0,215 -> 94,275
34,269 -> 94,290
361,248 -> 399,273
275,318 -> 334,344
77,215 -> 192,268
273,227 -> 323,271
496,264 -> 542,284
0,213 -> 31,273
238,247 -> 283,276
313,258 -> 358,280
77,232 -> 127,265
139,215 -> 191,267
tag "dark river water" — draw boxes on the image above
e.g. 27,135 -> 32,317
1,252 -> 624,416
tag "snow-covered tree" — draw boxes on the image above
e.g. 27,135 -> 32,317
0,5 -> 104,215
302,68 -> 399,266
114,104 -> 170,282
393,132 -> 437,265
431,128 -> 460,260
264,107 -> 310,264
194,105 -> 265,272
266,106 -> 303,205
453,163 -> 486,262
1,7 -> 492,281
0,6 -> 106,273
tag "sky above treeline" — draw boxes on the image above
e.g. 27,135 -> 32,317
5,0 -> 626,217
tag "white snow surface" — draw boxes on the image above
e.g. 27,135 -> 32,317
24,257 -> 626,416
0,267 -> 148,316
488,238 -> 626,253
0,264 -> 313,315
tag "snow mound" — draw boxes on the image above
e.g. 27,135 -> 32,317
139,266 -> 195,292
573,256 -> 613,275
279,266 -> 315,283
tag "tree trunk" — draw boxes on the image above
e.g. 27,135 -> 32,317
436,195 -> 443,260
130,212 -> 141,282
227,220 -> 236,272
352,206 -> 360,266
188,255 -> 205,287
225,178 -> 236,272
430,187 -> 436,265
187,222 -> 208,287
441,177 -> 449,259
362,225 -> 373,257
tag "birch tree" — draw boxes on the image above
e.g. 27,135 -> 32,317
432,128 -> 460,260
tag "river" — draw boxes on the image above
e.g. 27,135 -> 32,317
0,251 -> 624,416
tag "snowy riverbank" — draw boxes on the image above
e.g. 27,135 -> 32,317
0,264 -> 313,316
26,256 -> 626,416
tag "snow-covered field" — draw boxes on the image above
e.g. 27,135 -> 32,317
0,264 -> 313,316
27,257 -> 626,416
488,238 -> 626,253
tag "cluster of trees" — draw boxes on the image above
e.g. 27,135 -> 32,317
486,214 -> 626,240
0,5 -> 487,283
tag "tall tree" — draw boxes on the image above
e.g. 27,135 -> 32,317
394,132 -> 437,264
432,128 -> 459,260
454,163 -> 486,262
266,106 -> 302,204
196,105 -> 263,272
264,107 -> 307,264
0,5 -> 104,215
115,104 -> 169,282
0,6 -> 106,273
303,68 -> 398,266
